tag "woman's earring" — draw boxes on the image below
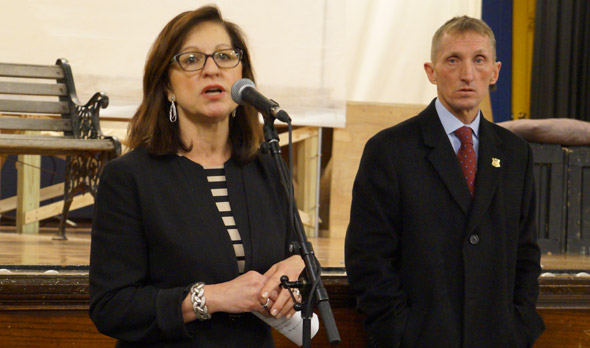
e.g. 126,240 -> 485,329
231,108 -> 237,119
169,97 -> 177,123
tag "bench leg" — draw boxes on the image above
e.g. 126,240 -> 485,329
53,156 -> 77,241
53,197 -> 72,241
52,152 -> 110,240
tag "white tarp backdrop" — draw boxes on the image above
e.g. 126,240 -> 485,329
346,0 -> 481,105
0,0 -> 480,127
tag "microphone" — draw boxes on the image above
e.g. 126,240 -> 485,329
231,78 -> 291,123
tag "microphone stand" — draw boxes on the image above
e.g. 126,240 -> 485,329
261,105 -> 340,347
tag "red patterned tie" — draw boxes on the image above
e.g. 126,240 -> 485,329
455,126 -> 476,197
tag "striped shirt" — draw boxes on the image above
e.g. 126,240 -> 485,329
204,166 -> 246,274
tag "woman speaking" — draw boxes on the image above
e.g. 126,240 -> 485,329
89,5 -> 304,347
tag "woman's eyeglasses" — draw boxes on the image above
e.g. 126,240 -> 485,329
170,48 -> 243,72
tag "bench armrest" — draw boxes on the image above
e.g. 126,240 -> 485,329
70,92 -> 109,140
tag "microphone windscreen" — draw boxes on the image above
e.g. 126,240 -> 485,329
230,78 -> 256,105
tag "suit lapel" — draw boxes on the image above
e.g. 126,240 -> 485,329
466,117 -> 504,234
175,156 -> 239,278
421,103 -> 471,215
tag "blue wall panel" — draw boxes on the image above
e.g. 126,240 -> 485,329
482,0 -> 513,122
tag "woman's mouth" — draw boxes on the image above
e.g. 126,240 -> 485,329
202,85 -> 225,95
205,88 -> 222,95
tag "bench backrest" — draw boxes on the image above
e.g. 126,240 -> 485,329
0,59 -> 75,119
0,58 -> 109,139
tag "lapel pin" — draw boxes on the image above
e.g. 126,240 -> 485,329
491,158 -> 501,168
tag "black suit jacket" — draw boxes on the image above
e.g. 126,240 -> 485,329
345,100 -> 545,348
89,147 -> 294,347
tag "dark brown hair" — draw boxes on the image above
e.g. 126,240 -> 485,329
127,5 -> 262,164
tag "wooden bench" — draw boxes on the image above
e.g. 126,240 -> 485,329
0,58 -> 121,240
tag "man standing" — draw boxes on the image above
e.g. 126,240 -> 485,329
345,16 -> 545,348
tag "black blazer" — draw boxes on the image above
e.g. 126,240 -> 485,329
345,100 -> 545,348
89,147 -> 294,347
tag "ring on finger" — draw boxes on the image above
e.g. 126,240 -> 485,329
293,288 -> 301,299
261,297 -> 270,309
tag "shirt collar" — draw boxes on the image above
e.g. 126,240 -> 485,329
435,98 -> 480,138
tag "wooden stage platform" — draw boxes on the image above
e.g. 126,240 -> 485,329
0,230 -> 589,347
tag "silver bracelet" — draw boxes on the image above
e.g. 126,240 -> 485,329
190,282 -> 211,320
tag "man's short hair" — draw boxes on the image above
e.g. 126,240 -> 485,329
430,16 -> 497,63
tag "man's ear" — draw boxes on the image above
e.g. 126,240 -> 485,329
490,61 -> 501,85
424,62 -> 437,85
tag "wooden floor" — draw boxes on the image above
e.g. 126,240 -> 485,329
0,227 -> 589,272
